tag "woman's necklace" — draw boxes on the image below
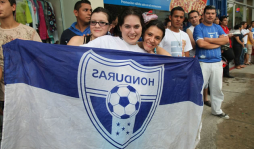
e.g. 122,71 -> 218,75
170,29 -> 181,46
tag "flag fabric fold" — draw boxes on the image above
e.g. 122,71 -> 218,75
2,39 -> 203,149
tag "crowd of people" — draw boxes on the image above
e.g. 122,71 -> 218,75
1,0 -> 254,142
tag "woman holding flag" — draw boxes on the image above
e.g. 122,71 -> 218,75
138,19 -> 171,56
80,6 -> 147,53
68,7 -> 113,45
81,7 -> 170,56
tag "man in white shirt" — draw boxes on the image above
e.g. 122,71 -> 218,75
241,21 -> 249,45
186,10 -> 201,57
160,6 -> 192,57
241,21 -> 249,67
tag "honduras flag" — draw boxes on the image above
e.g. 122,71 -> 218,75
2,39 -> 203,149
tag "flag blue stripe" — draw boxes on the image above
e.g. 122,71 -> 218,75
3,39 -> 203,106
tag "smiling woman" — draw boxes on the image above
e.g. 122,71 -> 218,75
80,6 -> 146,53
68,7 -> 112,46
138,20 -> 171,56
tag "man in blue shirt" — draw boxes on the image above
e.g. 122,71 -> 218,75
193,5 -> 229,119
60,0 -> 92,45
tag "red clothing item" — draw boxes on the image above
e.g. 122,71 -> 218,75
220,25 -> 232,48
37,1 -> 49,40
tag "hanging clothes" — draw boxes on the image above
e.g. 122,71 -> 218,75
33,0 -> 40,25
15,0 -> 59,43
48,2 -> 59,43
45,1 -> 58,43
27,0 -> 36,29
16,0 -> 33,25
37,0 -> 48,40
29,0 -> 38,28
46,1 -> 57,33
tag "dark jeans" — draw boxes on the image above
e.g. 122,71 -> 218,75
223,61 -> 230,76
233,45 -> 242,66
222,49 -> 233,76
240,46 -> 246,65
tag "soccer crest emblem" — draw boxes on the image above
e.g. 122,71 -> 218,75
78,50 -> 164,148
107,84 -> 141,119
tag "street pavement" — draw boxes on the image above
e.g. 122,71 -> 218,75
196,64 -> 254,149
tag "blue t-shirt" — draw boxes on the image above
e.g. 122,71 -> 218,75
69,22 -> 91,36
193,23 -> 226,62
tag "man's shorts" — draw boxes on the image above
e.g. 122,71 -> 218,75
247,44 -> 253,55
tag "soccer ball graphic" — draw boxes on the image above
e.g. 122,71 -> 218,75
106,84 -> 141,119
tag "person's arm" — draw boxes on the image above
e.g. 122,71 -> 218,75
196,39 -> 220,49
32,30 -> 42,42
186,28 -> 195,49
243,33 -> 248,37
193,25 -> 220,49
241,30 -> 249,37
204,25 -> 229,45
0,67 -> 2,81
203,35 -> 229,45
184,33 -> 193,57
235,36 -> 244,47
248,32 -> 254,45
184,51 -> 190,57
67,36 -> 85,46
156,47 -> 171,56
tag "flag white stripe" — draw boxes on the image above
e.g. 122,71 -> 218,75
2,83 -> 202,149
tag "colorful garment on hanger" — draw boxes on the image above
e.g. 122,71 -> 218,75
27,0 -> 37,29
29,0 -> 38,27
16,0 -> 33,25
46,1 -> 57,32
33,0 -> 39,24
37,0 -> 48,40
48,2 -> 59,43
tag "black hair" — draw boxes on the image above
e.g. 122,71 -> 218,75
166,18 -> 171,23
8,0 -> 16,15
91,7 -> 113,24
204,5 -> 216,14
117,6 -> 145,37
241,21 -> 247,25
8,0 -> 16,5
246,25 -> 251,29
219,15 -> 227,22
171,6 -> 184,16
74,0 -> 91,11
142,20 -> 165,40
234,24 -> 241,30
252,21 -> 254,24
188,10 -> 199,18
105,5 -> 118,22
164,18 -> 171,26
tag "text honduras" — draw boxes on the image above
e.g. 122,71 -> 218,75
92,69 -> 155,86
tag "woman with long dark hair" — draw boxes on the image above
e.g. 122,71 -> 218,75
81,7 -> 146,53
138,20 -> 170,56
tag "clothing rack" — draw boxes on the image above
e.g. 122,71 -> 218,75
16,0 -> 59,44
